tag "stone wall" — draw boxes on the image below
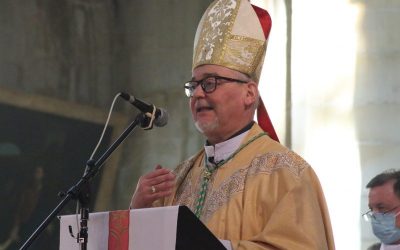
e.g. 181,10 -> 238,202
0,0 -> 211,213
1,1 -> 399,249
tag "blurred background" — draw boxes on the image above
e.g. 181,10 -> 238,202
0,0 -> 399,249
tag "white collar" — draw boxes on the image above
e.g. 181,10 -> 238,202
204,131 -> 249,165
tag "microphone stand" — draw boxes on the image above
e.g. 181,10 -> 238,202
19,112 -> 147,250
76,159 -> 94,250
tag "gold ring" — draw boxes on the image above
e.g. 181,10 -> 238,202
151,185 -> 156,193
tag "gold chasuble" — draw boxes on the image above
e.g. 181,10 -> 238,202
158,123 -> 335,250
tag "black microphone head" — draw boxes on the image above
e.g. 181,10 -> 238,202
155,108 -> 168,127
119,92 -> 130,101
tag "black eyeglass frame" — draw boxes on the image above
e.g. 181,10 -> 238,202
183,75 -> 248,97
362,205 -> 400,221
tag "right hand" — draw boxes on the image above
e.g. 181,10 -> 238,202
129,165 -> 175,209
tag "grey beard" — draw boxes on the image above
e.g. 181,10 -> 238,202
194,118 -> 219,134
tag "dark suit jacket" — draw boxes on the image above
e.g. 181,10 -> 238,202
367,242 -> 380,250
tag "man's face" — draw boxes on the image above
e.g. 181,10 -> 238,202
189,64 -> 257,144
369,180 -> 400,229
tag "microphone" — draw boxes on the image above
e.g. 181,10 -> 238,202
119,92 -> 168,128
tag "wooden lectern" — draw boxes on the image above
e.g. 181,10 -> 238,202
59,206 -> 227,250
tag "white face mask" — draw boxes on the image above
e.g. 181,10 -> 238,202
371,211 -> 400,244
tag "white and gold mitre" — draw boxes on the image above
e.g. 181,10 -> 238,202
192,0 -> 272,82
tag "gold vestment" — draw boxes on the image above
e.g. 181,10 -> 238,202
159,123 -> 335,249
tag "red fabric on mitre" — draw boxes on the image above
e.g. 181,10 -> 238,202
251,4 -> 272,39
251,3 -> 279,142
257,98 -> 279,142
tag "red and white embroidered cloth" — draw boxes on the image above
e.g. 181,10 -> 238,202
59,206 -> 179,250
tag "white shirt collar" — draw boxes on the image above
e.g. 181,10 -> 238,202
204,131 -> 249,165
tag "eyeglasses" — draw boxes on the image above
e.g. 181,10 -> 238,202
362,205 -> 400,222
184,76 -> 248,97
